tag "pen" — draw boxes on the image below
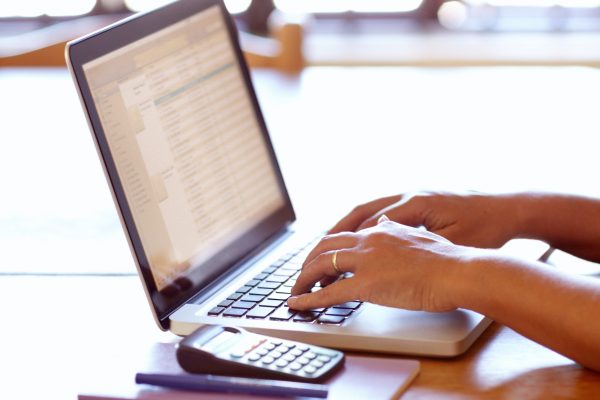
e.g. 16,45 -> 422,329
135,372 -> 329,398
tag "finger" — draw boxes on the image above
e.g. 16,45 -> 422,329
288,278 -> 359,310
293,249 -> 356,296
303,232 -> 357,268
328,195 -> 402,234
357,195 -> 426,231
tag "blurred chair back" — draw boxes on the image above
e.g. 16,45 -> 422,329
0,13 -> 305,73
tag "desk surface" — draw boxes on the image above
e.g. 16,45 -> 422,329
1,67 -> 600,399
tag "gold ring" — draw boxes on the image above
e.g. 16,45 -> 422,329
332,250 -> 342,275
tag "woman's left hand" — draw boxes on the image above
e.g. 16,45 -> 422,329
288,219 -> 471,312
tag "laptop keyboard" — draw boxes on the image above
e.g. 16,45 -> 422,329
207,240 -> 362,326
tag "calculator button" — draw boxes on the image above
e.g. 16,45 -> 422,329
270,340 -> 282,346
261,356 -> 275,365
248,353 -> 261,362
256,348 -> 269,356
283,354 -> 296,362
297,345 -> 310,352
278,346 -> 290,354
311,360 -> 325,369
318,355 -> 332,363
289,362 -> 303,371
271,351 -> 283,359
290,349 -> 303,357
264,343 -> 276,351
304,366 -> 317,375
230,351 -> 245,359
304,352 -> 317,360
296,357 -> 310,365
276,360 -> 289,368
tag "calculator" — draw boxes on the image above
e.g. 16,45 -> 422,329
176,325 -> 345,383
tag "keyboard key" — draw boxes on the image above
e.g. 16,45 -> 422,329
273,268 -> 296,277
263,266 -> 277,274
241,294 -> 264,303
325,308 -> 353,317
245,279 -> 261,287
268,292 -> 290,301
246,306 -> 274,319
269,308 -> 297,321
266,275 -> 288,283
271,260 -> 286,268
235,285 -> 253,294
223,308 -> 247,317
250,288 -> 273,296
276,286 -> 292,294
335,301 -> 362,309
293,311 -> 320,323
227,292 -> 243,301
318,315 -> 346,325
259,299 -> 283,308
232,300 -> 256,309
254,273 -> 269,281
208,306 -> 225,316
217,299 -> 234,308
258,281 -> 281,290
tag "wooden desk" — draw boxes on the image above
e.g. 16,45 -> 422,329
1,67 -> 599,399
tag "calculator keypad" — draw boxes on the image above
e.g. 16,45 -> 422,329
228,338 -> 338,377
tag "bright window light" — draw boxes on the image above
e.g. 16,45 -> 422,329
274,0 -> 424,14
0,0 -> 96,17
464,0 -> 600,7
125,0 -> 251,13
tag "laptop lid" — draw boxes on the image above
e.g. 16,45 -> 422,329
66,0 -> 295,330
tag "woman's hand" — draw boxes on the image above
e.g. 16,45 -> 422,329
329,191 -> 522,249
288,219 -> 471,311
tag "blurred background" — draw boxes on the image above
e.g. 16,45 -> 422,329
2,0 -> 600,67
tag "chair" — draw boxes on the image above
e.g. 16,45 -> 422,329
0,12 -> 305,73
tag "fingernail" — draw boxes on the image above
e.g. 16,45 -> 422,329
377,214 -> 390,224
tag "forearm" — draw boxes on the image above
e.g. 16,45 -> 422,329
511,193 -> 600,262
454,251 -> 600,371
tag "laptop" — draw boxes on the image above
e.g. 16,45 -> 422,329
66,0 -> 491,357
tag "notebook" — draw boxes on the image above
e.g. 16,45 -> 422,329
66,0 -> 491,356
77,342 -> 421,400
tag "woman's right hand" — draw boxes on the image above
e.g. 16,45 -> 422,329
329,191 -> 523,249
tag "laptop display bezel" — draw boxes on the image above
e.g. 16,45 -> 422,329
66,0 -> 296,330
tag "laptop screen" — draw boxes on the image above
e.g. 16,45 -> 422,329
69,0 -> 294,325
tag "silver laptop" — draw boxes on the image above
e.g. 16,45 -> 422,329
66,0 -> 490,357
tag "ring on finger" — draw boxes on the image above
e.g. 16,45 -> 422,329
332,250 -> 342,275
